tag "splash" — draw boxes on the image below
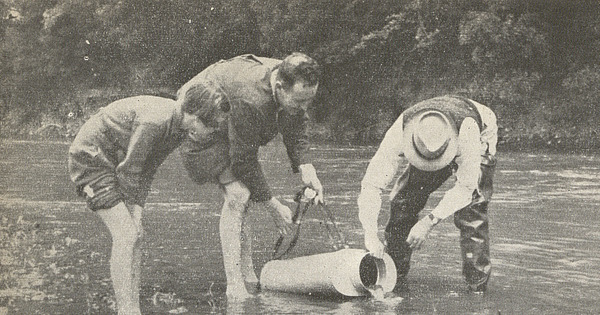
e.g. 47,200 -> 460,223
367,285 -> 385,300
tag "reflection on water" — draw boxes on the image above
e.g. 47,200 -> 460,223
1,141 -> 600,313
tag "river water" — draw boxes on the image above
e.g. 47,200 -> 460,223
1,139 -> 599,314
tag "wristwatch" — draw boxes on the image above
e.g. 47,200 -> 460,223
428,213 -> 441,226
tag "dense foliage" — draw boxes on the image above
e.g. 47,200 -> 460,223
1,0 -> 599,150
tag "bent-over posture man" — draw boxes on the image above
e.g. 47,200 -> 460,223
68,95 -> 218,314
177,53 -> 324,300
357,95 -> 497,293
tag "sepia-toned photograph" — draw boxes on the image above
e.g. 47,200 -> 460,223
1,0 -> 599,313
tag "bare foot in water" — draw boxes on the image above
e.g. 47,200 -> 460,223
245,281 -> 261,294
226,286 -> 253,301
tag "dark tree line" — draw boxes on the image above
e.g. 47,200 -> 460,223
1,0 -> 599,149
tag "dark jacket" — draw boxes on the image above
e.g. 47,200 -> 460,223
185,54 -> 310,201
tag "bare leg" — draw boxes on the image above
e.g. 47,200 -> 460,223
240,210 -> 258,287
97,202 -> 142,315
220,181 -> 252,300
129,204 -> 144,310
131,242 -> 142,309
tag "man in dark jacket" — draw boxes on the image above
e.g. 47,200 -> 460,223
178,53 -> 324,300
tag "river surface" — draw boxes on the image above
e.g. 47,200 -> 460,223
1,139 -> 599,314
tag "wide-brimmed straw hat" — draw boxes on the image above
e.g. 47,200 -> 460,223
402,110 -> 458,171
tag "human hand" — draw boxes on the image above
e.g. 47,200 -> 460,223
364,232 -> 386,258
299,164 -> 324,204
266,198 -> 293,235
406,217 -> 434,250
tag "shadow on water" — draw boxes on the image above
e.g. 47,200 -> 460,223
1,139 -> 600,313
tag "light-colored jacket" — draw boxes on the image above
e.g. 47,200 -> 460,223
69,96 -> 185,206
358,99 -> 497,234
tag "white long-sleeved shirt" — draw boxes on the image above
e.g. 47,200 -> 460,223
358,100 -> 497,234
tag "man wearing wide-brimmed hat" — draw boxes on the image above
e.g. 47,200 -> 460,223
357,95 -> 497,293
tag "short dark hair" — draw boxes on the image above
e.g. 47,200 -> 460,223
278,52 -> 321,89
177,79 -> 228,128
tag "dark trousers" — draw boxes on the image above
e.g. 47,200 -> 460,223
385,154 -> 496,286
